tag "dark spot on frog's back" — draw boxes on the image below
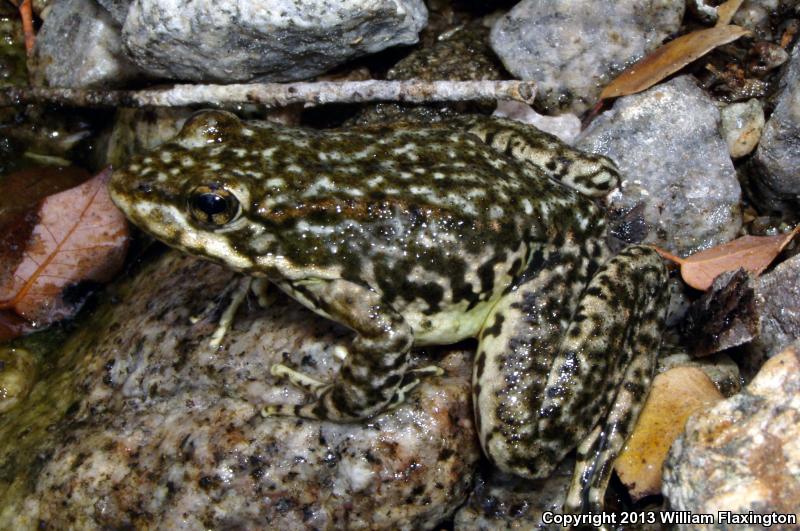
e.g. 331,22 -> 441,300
480,313 -> 504,339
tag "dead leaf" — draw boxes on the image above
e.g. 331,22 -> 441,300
0,310 -> 29,342
616,367 -> 724,500
0,165 -> 90,228
600,25 -> 751,100
0,168 -> 129,328
716,0 -> 745,27
656,226 -> 800,290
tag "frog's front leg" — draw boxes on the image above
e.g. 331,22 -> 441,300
263,278 -> 413,422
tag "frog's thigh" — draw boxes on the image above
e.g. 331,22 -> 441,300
266,278 -> 413,422
546,245 -> 668,512
474,244 -> 589,479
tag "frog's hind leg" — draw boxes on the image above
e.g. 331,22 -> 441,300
548,245 -> 668,512
474,240 -> 595,479
475,243 -> 666,512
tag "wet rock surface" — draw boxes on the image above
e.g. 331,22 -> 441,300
453,460 -> 572,530
578,76 -> 741,255
32,0 -> 142,88
663,342 -> 800,524
0,252 -> 479,529
122,0 -> 428,82
750,44 -> 800,214
679,250 -> 800,361
489,0 -> 684,115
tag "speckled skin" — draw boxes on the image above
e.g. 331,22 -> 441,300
109,111 -> 668,512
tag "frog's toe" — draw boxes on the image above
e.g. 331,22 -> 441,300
270,363 -> 330,396
383,365 -> 443,410
409,365 -> 444,377
250,278 -> 275,308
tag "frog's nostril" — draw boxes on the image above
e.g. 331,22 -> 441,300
136,182 -> 153,194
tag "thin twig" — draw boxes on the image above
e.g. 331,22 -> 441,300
0,80 -> 536,108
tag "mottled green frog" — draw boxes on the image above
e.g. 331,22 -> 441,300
109,111 -> 667,512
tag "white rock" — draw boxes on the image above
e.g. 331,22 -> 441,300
490,0 -> 684,115
122,0 -> 428,82
720,99 -> 765,159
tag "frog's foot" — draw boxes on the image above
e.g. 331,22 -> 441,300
386,365 -> 444,410
270,363 -> 330,396
264,363 -> 444,419
563,319 -> 661,513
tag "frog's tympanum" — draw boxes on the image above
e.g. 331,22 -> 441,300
110,111 -> 668,513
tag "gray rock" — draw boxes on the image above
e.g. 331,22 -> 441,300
578,76 -> 741,255
31,0 -> 142,88
0,253 -> 479,529
720,99 -> 765,159
663,342 -> 800,528
750,45 -> 800,214
752,252 -> 800,357
733,0 -> 799,39
96,0 -> 131,24
122,0 -> 428,82
489,0 -> 684,115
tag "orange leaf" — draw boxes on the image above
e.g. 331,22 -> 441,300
616,367 -> 723,500
658,226 -> 800,290
0,168 -> 129,327
599,25 -> 751,100
18,0 -> 35,55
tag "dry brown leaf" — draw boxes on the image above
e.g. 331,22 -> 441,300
615,367 -> 724,500
0,168 -> 129,328
658,226 -> 800,291
600,25 -> 751,100
716,0 -> 745,27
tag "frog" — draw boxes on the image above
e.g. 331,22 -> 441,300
109,110 -> 668,513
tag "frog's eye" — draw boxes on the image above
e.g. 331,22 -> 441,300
188,185 -> 241,226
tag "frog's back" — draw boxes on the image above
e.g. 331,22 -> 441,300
236,121 -> 574,277
110,112 -> 598,339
